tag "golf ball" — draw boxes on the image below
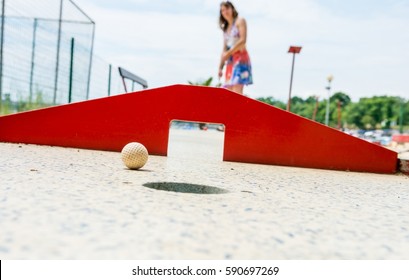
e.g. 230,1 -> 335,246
121,142 -> 148,170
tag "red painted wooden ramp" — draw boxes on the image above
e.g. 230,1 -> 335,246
0,85 -> 397,173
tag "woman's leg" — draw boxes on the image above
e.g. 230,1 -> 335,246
231,85 -> 244,94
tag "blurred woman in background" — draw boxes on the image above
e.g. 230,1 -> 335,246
218,1 -> 253,94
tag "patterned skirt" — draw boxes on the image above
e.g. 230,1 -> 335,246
224,49 -> 253,87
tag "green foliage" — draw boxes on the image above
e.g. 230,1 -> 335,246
0,103 -> 11,115
257,92 -> 408,130
256,96 -> 286,109
0,91 -> 50,116
0,93 -> 13,115
188,77 -> 221,87
343,96 -> 402,129
330,92 -> 351,106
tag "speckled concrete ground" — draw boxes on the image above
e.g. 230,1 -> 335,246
0,129 -> 409,259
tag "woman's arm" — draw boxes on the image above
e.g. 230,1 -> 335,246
219,39 -> 228,70
223,18 -> 247,59
218,39 -> 228,78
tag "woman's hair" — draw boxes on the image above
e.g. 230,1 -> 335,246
219,1 -> 239,32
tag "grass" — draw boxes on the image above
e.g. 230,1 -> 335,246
0,91 -> 51,116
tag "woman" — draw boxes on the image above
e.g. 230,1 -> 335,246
218,1 -> 253,94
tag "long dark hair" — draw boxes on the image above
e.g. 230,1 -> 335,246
219,1 -> 239,32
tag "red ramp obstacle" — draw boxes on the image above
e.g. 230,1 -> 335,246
0,85 -> 397,173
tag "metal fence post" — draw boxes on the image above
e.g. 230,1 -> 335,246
68,37 -> 74,103
108,64 -> 112,97
400,99 -> 405,134
68,0 -> 95,101
86,22 -> 95,100
53,0 -> 63,104
29,18 -> 38,103
0,0 -> 6,110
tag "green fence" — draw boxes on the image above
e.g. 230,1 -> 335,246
0,0 -> 135,114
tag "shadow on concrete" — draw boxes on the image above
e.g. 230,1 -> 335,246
143,182 -> 229,194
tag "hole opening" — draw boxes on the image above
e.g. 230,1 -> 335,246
143,182 -> 229,194
168,120 -> 225,161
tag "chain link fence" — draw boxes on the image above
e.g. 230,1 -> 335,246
0,0 -> 132,114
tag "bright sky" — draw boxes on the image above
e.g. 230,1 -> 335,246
75,0 -> 409,101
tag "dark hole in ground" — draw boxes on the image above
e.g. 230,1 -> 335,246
143,182 -> 229,194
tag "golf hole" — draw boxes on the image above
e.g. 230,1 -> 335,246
168,120 -> 225,161
143,182 -> 229,194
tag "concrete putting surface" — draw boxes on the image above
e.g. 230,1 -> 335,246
0,128 -> 409,259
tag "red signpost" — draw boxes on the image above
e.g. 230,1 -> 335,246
287,46 -> 302,112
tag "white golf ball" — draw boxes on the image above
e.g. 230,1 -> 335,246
121,142 -> 148,170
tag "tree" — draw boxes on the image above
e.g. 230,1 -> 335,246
330,92 -> 351,106
342,95 -> 405,129
188,77 -> 221,87
256,96 -> 286,109
189,82 -> 409,131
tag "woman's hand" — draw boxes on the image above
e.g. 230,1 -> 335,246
222,51 -> 231,62
218,68 -> 223,79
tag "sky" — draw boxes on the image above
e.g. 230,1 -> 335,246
74,0 -> 409,101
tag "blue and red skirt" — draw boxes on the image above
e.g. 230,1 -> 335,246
224,49 -> 253,87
